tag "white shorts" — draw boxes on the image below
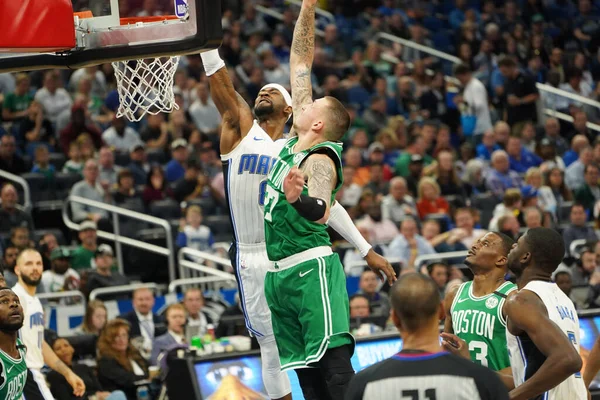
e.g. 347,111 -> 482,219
27,368 -> 55,400
233,242 -> 274,339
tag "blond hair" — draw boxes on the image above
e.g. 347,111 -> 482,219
417,177 -> 441,200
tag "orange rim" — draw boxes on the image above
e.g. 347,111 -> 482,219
119,15 -> 179,25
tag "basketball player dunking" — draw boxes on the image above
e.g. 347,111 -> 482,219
505,228 -> 587,400
200,40 -> 395,400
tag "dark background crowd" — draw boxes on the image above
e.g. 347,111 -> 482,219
1,0 -> 600,397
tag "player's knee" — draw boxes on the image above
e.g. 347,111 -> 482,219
259,339 -> 291,397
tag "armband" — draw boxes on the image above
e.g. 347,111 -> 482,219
200,49 -> 226,76
291,194 -> 327,222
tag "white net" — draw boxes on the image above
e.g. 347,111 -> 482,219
112,56 -> 181,121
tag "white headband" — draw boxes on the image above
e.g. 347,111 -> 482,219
261,83 -> 293,107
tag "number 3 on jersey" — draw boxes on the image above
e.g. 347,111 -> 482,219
469,341 -> 489,367
264,184 -> 279,222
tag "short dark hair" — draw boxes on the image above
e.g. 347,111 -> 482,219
498,56 -> 517,68
390,273 -> 440,332
324,96 -> 351,141
454,63 -> 472,76
426,262 -> 448,276
584,164 -> 599,174
491,231 -> 515,256
554,271 -> 571,281
524,228 -> 565,273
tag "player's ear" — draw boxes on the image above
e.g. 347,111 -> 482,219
312,120 -> 324,133
390,309 -> 402,330
521,251 -> 532,265
284,105 -> 292,117
496,256 -> 507,268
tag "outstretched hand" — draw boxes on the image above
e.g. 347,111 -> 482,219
440,332 -> 471,361
66,371 -> 86,397
283,166 -> 305,203
364,249 -> 397,284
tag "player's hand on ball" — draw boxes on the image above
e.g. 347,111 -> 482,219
284,166 -> 305,203
66,371 -> 86,397
440,332 -> 471,360
364,250 -> 397,284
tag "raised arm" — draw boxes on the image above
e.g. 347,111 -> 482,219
505,291 -> 582,400
42,340 -> 86,396
201,49 -> 254,154
290,0 -> 317,115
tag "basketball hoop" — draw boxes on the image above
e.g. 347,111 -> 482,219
111,16 -> 183,121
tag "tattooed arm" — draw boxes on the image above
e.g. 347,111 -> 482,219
290,0 -> 318,116
302,153 -> 337,224
206,66 -> 254,154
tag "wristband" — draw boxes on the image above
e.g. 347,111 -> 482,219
200,49 -> 226,76
291,194 -> 327,222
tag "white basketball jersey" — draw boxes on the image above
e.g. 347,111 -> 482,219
221,121 -> 286,244
12,283 -> 45,370
508,281 -> 587,400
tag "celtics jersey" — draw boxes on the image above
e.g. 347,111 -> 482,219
0,338 -> 27,400
264,136 -> 343,261
451,280 -> 516,371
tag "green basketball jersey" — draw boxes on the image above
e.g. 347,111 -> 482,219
264,136 -> 343,261
450,280 -> 516,371
0,338 -> 28,400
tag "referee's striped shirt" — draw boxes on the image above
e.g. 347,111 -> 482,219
345,350 -> 509,400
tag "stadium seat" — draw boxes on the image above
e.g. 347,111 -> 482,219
114,152 -> 131,167
32,201 -> 67,231
471,192 -> 497,229
22,172 -> 54,202
146,148 -> 167,165
188,197 -> 217,216
558,201 -> 574,223
150,199 -> 181,220
33,228 -> 65,245
204,215 -> 233,243
56,172 -> 81,193
48,152 -> 67,171
432,31 -> 454,54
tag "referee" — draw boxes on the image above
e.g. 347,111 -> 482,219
345,273 -> 509,400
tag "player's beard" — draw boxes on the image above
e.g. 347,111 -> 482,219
0,319 -> 23,332
254,102 -> 275,120
22,274 -> 41,287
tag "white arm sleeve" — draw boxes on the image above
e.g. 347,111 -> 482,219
328,201 -> 372,257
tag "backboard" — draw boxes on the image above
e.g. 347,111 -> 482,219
0,0 -> 222,72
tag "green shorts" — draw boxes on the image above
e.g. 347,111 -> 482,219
264,249 -> 354,371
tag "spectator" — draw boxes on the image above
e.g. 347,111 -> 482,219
506,136 -> 542,173
62,142 -> 84,175
416,177 -> 450,220
85,244 -> 127,300
562,203 -> 598,254
419,71 -> 448,122
2,73 -> 33,122
461,159 -> 487,196
554,271 -> 573,299
336,166 -> 363,208
357,270 -> 391,317
35,70 -> 73,125
0,135 -> 28,175
363,96 -> 389,137
489,188 -> 523,231
349,294 -> 371,318
454,64 -> 493,136
20,101 -> 56,154
183,288 -> 213,336
165,139 -> 189,183
119,288 -> 166,360
140,113 -> 170,152
394,135 -> 433,178
189,82 -> 221,136
498,56 -> 539,128
563,135 -> 590,168
102,117 -> 143,154
568,111 -> 595,144
381,177 -> 417,225
546,167 -> 573,211
98,146 -> 120,188
31,145 -> 55,181
497,213 -> 521,241
59,104 -> 103,154
574,164 -> 600,212
0,183 -> 34,232
493,121 -> 511,149
434,150 -> 465,197
423,219 -> 468,255
524,207 -> 544,229
48,337 -> 127,400
538,138 -> 566,171
142,165 -> 173,207
240,3 -> 267,37
357,201 -> 399,244
9,226 -> 33,251
71,220 -> 99,270
403,23 -> 434,64
38,232 -> 59,270
150,303 -> 187,366
454,208 -> 486,248
113,169 -> 144,212
486,150 -> 523,199
0,245 -> 19,287
427,262 -> 450,297
542,118 -> 568,156
41,247 -> 80,294
173,160 -> 208,202
388,218 -> 436,268
565,145 -> 593,190
525,167 -> 557,217
570,248 -> 598,286
476,129 -> 501,161
176,205 -> 214,251
363,163 -> 389,198
97,319 -> 150,400
74,300 -> 108,336
70,159 -> 111,223
127,144 -> 148,186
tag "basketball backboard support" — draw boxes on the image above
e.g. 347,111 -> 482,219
0,0 -> 222,72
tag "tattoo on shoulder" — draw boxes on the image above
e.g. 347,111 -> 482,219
303,157 -> 335,203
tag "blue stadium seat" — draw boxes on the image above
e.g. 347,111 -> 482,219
432,31 -> 455,54
22,172 -> 54,202
149,199 -> 181,220
56,172 -> 81,192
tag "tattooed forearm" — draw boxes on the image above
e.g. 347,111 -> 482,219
291,4 -> 316,63
303,156 -> 336,206
293,69 -> 313,112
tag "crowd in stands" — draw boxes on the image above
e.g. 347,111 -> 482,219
1,0 -> 600,397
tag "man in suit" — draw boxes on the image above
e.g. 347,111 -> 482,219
119,287 -> 166,359
150,303 -> 187,366
183,287 -> 213,336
